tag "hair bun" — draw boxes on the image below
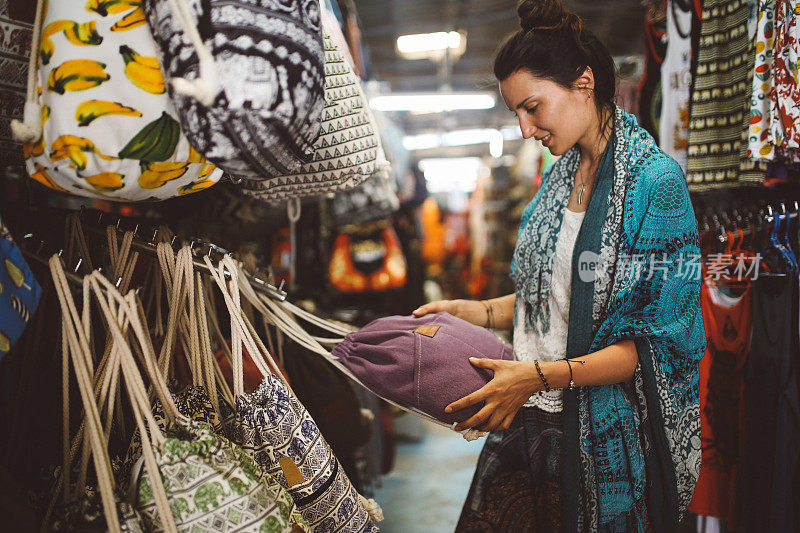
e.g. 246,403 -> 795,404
517,0 -> 576,33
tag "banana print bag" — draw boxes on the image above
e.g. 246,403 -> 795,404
14,0 -> 223,202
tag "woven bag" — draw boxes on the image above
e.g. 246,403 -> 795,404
141,0 -> 326,182
13,0 -> 223,201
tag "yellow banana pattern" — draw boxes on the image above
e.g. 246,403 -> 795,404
41,20 -> 103,65
76,100 -> 142,126
27,0 -> 220,199
30,163 -> 67,192
0,332 -> 9,353
178,178 -> 217,195
50,135 -> 116,171
85,171 -> 124,191
86,0 -> 141,17
5,259 -> 25,288
120,45 -> 165,94
47,59 -> 110,94
138,162 -> 189,189
111,6 -> 146,31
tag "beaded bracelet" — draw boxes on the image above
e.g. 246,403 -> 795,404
534,360 -> 550,392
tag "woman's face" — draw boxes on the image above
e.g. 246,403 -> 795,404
499,69 -> 595,156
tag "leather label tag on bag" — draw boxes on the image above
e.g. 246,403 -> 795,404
279,457 -> 306,487
414,325 -> 440,338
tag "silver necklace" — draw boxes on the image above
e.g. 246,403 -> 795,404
576,163 -> 587,205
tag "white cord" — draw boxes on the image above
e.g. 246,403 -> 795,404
165,0 -> 220,106
10,0 -> 44,142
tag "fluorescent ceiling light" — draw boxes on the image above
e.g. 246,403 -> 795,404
370,92 -> 495,113
403,128 -> 504,154
397,31 -> 463,56
419,157 -> 484,193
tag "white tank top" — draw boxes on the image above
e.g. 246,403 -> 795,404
513,206 -> 585,412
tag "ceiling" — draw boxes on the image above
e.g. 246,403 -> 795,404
351,0 -> 647,158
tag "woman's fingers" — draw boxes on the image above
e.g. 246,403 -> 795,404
454,404 -> 492,431
468,357 -> 496,370
478,410 -> 507,432
445,385 -> 487,413
412,301 -> 442,316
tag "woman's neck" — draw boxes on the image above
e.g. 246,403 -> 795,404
577,108 -> 612,167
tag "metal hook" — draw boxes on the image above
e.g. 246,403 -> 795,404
133,223 -> 139,236
97,211 -> 104,224
74,257 -> 83,273
115,276 -> 123,288
151,228 -> 159,244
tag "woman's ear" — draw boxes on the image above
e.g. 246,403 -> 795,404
575,67 -> 595,90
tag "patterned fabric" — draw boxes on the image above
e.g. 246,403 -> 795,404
121,384 -> 226,482
24,0 -> 223,201
456,408 -> 563,533
514,207 -> 585,413
0,216 -> 41,359
511,107 -> 704,530
142,0 -> 326,181
226,374 -> 378,532
685,0 -> 752,190
749,0 -> 778,160
135,417 -> 295,532
0,4 -> 32,172
770,1 -> 800,152
241,22 -> 384,201
51,488 -> 144,532
659,0 -> 693,171
330,163 -> 399,226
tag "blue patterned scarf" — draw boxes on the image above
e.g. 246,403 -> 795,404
511,107 -> 705,531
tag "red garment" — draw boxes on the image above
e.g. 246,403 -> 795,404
689,279 -> 752,529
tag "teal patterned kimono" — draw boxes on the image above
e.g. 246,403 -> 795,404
511,107 -> 705,531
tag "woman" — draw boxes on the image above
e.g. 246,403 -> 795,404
413,1 -> 705,531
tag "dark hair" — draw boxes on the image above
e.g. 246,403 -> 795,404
494,0 -> 616,126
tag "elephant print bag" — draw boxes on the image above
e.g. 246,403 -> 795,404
16,0 -> 223,201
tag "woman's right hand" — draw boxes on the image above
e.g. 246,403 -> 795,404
412,299 -> 486,327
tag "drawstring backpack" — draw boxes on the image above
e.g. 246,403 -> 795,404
239,21 -> 388,201
12,0 -> 223,201
140,0 -> 327,181
205,255 -> 382,532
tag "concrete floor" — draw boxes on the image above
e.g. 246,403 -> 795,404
373,417 -> 483,533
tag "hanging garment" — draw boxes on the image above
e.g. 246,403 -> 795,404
688,279 -> 752,529
659,0 -> 693,171
739,274 -> 800,533
141,0 -> 326,181
240,21 -> 384,201
17,0 -> 223,201
0,216 -> 41,359
748,0 -> 778,160
769,0 -> 800,155
638,0 -> 668,144
685,0 -> 752,190
0,1 -> 33,172
331,312 -> 514,425
329,225 -> 407,293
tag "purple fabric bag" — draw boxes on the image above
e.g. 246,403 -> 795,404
331,312 -> 513,425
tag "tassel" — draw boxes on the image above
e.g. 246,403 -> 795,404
171,58 -> 220,106
358,495 -> 384,522
11,101 -> 43,143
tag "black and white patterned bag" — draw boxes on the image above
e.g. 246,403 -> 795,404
142,0 -> 327,181
240,21 -> 386,201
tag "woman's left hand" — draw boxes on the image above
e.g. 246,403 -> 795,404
447,358 -> 541,432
